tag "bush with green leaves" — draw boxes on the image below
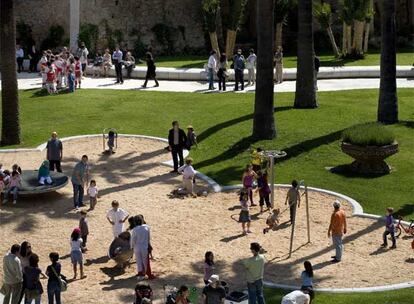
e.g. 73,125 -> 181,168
40,25 -> 65,51
342,123 -> 396,146
79,23 -> 99,53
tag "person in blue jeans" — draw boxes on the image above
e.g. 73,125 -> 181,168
71,155 -> 89,209
46,252 -> 63,304
243,242 -> 266,304
233,49 -> 245,91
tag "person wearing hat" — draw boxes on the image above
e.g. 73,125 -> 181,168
280,288 -> 311,304
168,121 -> 187,173
328,200 -> 347,263
38,160 -> 53,185
185,125 -> 197,150
178,158 -> 197,197
202,274 -> 226,304
243,242 -> 266,304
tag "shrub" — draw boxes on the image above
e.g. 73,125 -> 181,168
40,25 -> 65,51
342,123 -> 395,146
79,23 -> 99,54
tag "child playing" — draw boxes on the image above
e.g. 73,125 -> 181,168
70,228 -> 85,279
257,171 -> 271,212
381,207 -> 397,249
79,210 -> 89,249
178,158 -> 197,197
203,251 -> 215,285
106,200 -> 129,238
87,179 -> 98,210
107,131 -> 116,153
242,165 -> 258,206
185,125 -> 197,150
38,160 -> 53,185
46,61 -> 56,94
40,51 -> 48,88
239,188 -> 252,234
285,180 -> 301,224
251,148 -> 263,173
74,56 -> 82,89
67,63 -> 75,93
3,170 -> 21,204
263,208 -> 280,234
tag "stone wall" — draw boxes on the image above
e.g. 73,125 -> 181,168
15,0 -> 205,54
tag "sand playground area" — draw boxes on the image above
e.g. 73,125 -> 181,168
0,136 -> 413,303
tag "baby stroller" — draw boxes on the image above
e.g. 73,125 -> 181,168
103,128 -> 118,154
134,282 -> 153,304
108,231 -> 133,268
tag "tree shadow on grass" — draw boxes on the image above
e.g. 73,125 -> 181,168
394,203 -> 414,219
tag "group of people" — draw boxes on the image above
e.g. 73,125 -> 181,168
0,164 -> 22,205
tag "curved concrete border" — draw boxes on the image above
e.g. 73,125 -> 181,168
1,133 -> 412,293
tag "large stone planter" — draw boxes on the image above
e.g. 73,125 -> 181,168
341,141 -> 399,175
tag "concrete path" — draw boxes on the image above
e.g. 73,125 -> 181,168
2,72 -> 414,93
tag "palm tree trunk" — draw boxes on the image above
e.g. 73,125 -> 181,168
363,21 -> 371,53
294,0 -> 317,108
378,0 -> 398,123
275,22 -> 283,49
342,21 -> 347,55
327,26 -> 340,57
352,20 -> 365,55
253,0 -> 276,139
346,24 -> 352,55
0,0 -> 21,145
225,29 -> 237,58
209,31 -> 220,56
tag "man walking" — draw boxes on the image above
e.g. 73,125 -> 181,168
168,121 -> 187,173
71,155 -> 89,209
243,242 -> 266,304
233,49 -> 245,91
2,244 -> 23,304
328,200 -> 347,263
130,216 -> 150,281
46,131 -> 63,172
207,50 -> 217,90
113,46 -> 124,84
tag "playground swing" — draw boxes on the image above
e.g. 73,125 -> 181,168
103,128 -> 118,154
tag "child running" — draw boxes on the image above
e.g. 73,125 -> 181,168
242,165 -> 258,207
70,228 -> 85,279
87,179 -> 98,210
263,208 -> 280,234
239,188 -> 252,234
257,171 -> 271,212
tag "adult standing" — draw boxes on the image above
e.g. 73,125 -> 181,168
112,46 -> 124,84
327,200 -> 347,263
314,55 -> 320,91
202,275 -> 226,304
45,252 -> 62,304
1,244 -> 23,304
243,242 -> 266,304
246,49 -> 257,86
76,42 -> 89,76
71,155 -> 89,209
23,254 -> 45,304
130,215 -> 150,280
274,46 -> 283,84
46,132 -> 63,172
233,49 -> 245,91
168,121 -> 187,173
16,44 -> 24,73
28,44 -> 39,73
142,52 -> 159,88
280,288 -> 310,304
207,51 -> 217,90
217,53 -> 228,91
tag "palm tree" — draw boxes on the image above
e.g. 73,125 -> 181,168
202,0 -> 221,56
225,0 -> 248,57
377,0 -> 398,123
274,0 -> 295,49
314,2 -> 340,57
351,0 -> 370,56
294,0 -> 317,108
253,0 -> 276,139
0,0 -> 21,145
340,0 -> 353,55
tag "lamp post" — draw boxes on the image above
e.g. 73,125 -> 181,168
264,150 -> 287,208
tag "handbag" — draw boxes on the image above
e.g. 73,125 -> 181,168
50,266 -> 68,292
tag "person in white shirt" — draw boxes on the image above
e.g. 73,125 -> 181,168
207,50 -> 217,90
246,49 -> 257,86
112,46 -> 124,84
281,288 -> 311,304
16,44 -> 24,73
178,157 -> 196,196
106,200 -> 129,238
2,244 -> 23,304
87,179 -> 98,210
130,216 -> 150,280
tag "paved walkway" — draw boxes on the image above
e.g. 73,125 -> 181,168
2,72 -> 414,93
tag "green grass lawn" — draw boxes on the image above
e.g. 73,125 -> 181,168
136,49 -> 414,68
264,287 -> 414,304
2,88 -> 414,219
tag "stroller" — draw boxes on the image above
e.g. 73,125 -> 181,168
108,231 -> 133,268
134,282 -> 153,304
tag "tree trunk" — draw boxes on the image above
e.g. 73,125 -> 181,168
346,24 -> 352,55
0,0 -> 21,145
225,29 -> 237,58
327,26 -> 340,57
363,21 -> 371,53
252,0 -> 276,139
352,20 -> 365,55
342,21 -> 347,55
209,31 -> 220,57
294,0 -> 317,108
275,22 -> 283,49
378,0 -> 398,123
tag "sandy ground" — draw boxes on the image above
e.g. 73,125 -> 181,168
0,137 -> 413,304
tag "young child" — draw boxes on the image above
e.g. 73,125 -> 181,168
54,55 -> 64,89
3,170 -> 21,204
257,171 -> 271,212
107,131 -> 116,153
67,61 -> 75,93
87,179 -> 98,210
242,165 -> 258,206
74,56 -> 82,89
251,148 -> 263,173
12,164 -> 22,175
40,51 -> 48,88
178,158 -> 197,197
185,125 -> 197,150
38,160 -> 53,185
106,200 -> 129,238
79,210 -> 89,249
263,208 -> 280,234
70,228 -> 85,279
203,251 -> 215,285
45,61 -> 56,94
285,180 -> 301,224
239,188 -> 251,234
381,207 -> 396,249
301,261 -> 314,302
